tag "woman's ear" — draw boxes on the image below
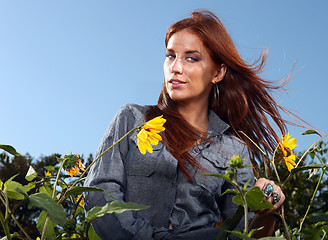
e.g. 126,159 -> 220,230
212,64 -> 227,84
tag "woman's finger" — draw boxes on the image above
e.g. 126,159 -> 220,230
254,178 -> 285,214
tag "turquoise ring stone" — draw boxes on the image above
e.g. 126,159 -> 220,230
263,183 -> 273,198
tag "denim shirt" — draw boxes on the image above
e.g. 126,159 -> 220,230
84,104 -> 255,240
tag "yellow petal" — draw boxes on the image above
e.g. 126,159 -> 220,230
287,138 -> 298,150
143,116 -> 166,131
137,137 -> 153,154
147,133 -> 162,145
137,139 -> 147,154
285,155 -> 296,172
281,132 -> 298,150
136,116 -> 165,154
147,137 -> 159,145
145,143 -> 153,154
137,129 -> 148,140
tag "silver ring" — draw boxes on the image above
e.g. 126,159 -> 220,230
272,192 -> 281,204
262,183 -> 273,198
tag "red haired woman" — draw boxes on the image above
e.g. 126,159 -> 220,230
84,10 -> 287,239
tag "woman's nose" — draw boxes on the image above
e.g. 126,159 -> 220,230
171,58 -> 182,74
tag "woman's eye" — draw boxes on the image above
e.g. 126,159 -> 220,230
186,56 -> 199,62
165,53 -> 175,59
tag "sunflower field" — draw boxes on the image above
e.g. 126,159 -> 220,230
0,117 -> 327,239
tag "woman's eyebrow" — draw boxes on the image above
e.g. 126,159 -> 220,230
166,49 -> 202,57
185,50 -> 201,55
185,50 -> 203,58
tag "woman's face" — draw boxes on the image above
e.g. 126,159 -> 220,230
164,29 -> 222,106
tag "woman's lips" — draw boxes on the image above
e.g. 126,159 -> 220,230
169,79 -> 186,87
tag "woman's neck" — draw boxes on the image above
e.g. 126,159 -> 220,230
176,102 -> 209,132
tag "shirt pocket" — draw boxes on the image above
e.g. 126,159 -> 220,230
125,138 -> 162,177
125,140 -> 162,208
194,148 -> 229,196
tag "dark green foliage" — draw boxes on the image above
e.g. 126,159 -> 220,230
273,141 -> 328,233
0,152 -> 91,238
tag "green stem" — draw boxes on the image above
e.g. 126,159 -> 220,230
0,197 -> 34,240
321,229 -> 327,240
53,159 -> 67,199
57,127 -> 139,204
8,203 -> 33,240
0,192 -> 12,240
41,159 -> 67,240
232,169 -> 249,234
280,206 -> 290,240
0,206 -> 11,240
41,218 -> 49,240
269,153 -> 291,240
299,166 -> 326,233
242,194 -> 249,234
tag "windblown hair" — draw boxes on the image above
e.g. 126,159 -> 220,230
146,10 -> 300,178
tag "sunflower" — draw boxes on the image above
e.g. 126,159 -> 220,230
64,154 -> 86,177
137,115 -> 166,154
45,171 -> 52,177
279,132 -> 298,172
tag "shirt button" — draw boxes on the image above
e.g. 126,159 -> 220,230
170,182 -> 175,187
194,148 -> 200,153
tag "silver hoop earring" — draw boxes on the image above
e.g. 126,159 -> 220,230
213,83 -> 220,101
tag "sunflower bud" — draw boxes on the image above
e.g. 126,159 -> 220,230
228,155 -> 244,169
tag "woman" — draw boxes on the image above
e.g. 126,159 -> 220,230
84,10 -> 287,239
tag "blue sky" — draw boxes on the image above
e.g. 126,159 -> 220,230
1,1 -> 327,159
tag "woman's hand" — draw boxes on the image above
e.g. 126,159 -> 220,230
254,178 -> 285,215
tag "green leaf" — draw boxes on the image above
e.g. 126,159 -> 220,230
25,166 -> 37,181
6,181 -> 27,200
65,186 -> 107,197
28,193 -> 67,226
88,225 -> 101,240
222,189 -> 239,196
24,182 -> 36,193
248,227 -> 264,238
229,231 -> 256,240
37,211 -> 56,240
0,144 -> 23,156
3,174 -> 19,190
291,163 -> 328,174
86,201 -> 149,222
257,237 -> 286,240
232,195 -> 244,206
6,191 -> 25,200
210,205 -> 244,240
245,187 -> 273,210
39,185 -> 53,197
0,179 -> 3,190
243,178 -> 252,191
44,166 -> 56,172
3,175 -> 27,200
309,212 -> 328,223
0,232 -> 21,240
202,173 -> 231,182
302,129 -> 322,137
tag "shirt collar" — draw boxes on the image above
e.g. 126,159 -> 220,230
207,109 -> 230,135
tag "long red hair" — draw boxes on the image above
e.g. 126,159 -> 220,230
146,10 -> 301,178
